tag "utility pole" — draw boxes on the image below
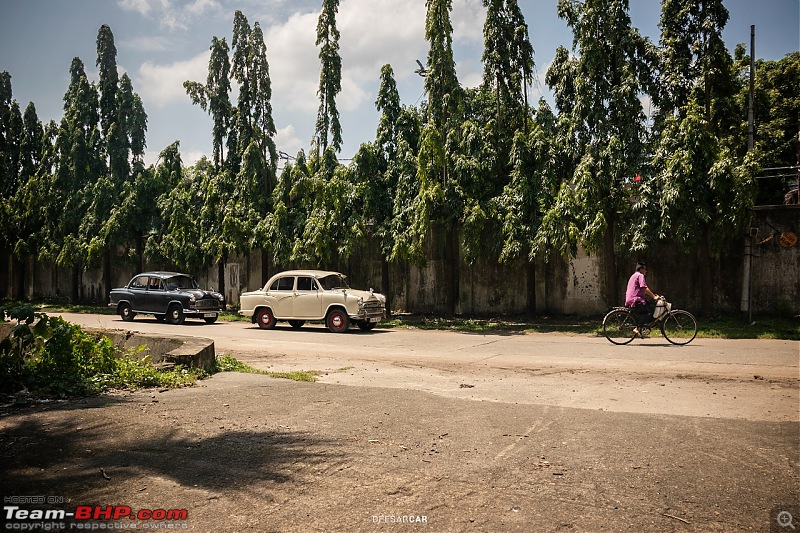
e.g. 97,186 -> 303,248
741,25 -> 755,323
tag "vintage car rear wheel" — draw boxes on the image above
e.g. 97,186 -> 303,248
167,304 -> 185,325
119,303 -> 135,322
256,308 -> 276,329
326,308 -> 350,333
289,320 -> 305,329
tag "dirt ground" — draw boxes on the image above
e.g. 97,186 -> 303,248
2,369 -> 798,532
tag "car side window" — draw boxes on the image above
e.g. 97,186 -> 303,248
130,276 -> 148,290
149,278 -> 163,290
296,277 -> 315,291
270,277 -> 295,291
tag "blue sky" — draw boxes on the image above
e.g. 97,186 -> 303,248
1,0 -> 798,168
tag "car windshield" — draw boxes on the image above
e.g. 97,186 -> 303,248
317,274 -> 349,290
164,276 -> 198,291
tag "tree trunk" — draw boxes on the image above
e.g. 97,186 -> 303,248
261,249 -> 271,287
381,256 -> 391,316
217,259 -> 226,306
604,215 -> 618,307
699,227 -> 713,317
446,226 -> 459,316
136,234 -> 145,274
526,260 -> 536,316
71,266 -> 80,303
103,250 -> 112,305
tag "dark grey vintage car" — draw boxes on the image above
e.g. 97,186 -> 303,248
108,272 -> 225,325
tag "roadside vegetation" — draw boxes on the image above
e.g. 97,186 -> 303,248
0,305 -> 206,400
2,4 -> 798,319
383,314 -> 800,340
13,301 -> 799,341
0,305 -> 320,404
214,354 -> 321,382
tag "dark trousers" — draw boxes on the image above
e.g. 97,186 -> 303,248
631,300 -> 656,328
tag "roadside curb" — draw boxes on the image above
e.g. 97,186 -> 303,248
84,327 -> 216,372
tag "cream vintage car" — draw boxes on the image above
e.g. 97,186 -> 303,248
239,270 -> 387,333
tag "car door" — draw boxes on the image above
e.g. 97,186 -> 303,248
293,276 -> 322,319
128,275 -> 149,311
268,276 -> 295,318
145,277 -> 171,314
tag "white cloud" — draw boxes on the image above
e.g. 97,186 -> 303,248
121,35 -> 175,53
136,50 -> 210,108
118,0 -> 154,16
263,11 -> 319,114
275,124 -> 303,159
118,0 -> 222,31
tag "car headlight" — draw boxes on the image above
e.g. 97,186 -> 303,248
189,295 -> 196,302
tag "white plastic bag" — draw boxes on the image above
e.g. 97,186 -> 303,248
653,298 -> 670,319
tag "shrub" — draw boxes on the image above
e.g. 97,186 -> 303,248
0,305 -> 206,397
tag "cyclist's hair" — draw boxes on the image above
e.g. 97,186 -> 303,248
635,262 -> 647,272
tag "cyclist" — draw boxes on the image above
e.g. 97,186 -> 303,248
625,262 -> 660,337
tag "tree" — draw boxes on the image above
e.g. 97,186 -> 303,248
544,0 -> 655,305
45,58 -> 103,301
743,51 -> 800,204
359,64 -> 405,311
481,0 -> 534,140
84,26 -> 148,301
314,0 -> 343,154
185,37 -> 233,169
645,0 -> 753,315
413,0 -> 465,315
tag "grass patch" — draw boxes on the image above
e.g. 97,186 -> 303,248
382,313 -> 799,340
214,354 -> 320,382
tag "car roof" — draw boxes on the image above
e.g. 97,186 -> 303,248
133,271 -> 192,279
268,270 -> 344,279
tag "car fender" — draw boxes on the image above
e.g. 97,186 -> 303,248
324,302 -> 355,319
251,304 -> 275,323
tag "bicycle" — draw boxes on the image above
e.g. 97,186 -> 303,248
602,297 -> 698,345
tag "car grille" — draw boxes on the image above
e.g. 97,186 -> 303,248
361,299 -> 384,312
194,298 -> 221,311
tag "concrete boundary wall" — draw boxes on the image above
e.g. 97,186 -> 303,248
2,209 -> 798,316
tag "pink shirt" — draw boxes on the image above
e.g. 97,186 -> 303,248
625,271 -> 648,307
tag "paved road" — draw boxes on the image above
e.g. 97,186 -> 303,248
58,313 -> 799,422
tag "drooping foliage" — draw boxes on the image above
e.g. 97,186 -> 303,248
0,2 -> 790,315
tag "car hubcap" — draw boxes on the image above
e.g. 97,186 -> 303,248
332,315 -> 343,328
261,312 -> 271,325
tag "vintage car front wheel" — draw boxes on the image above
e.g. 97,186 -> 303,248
289,320 -> 305,329
326,308 -> 350,333
119,303 -> 135,322
256,308 -> 276,329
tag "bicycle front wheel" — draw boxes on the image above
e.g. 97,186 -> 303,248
661,310 -> 698,345
603,309 -> 637,345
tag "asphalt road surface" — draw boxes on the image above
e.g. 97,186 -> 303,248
4,313 -> 796,531
57,313 -> 799,422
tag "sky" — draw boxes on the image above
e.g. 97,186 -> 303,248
1,0 -> 798,169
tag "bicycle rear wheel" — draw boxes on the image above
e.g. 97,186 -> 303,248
661,310 -> 698,345
603,309 -> 637,345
